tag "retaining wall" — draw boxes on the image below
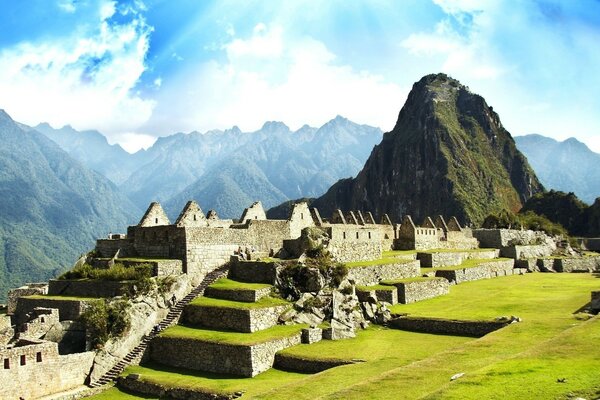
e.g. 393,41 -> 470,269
228,260 -> 278,284
182,303 -> 289,333
434,259 -> 515,284
118,375 -> 235,400
554,256 -> 600,272
204,286 -> 272,303
417,250 -> 499,267
389,316 -> 509,337
384,278 -> 449,304
346,261 -> 421,286
274,353 -> 354,373
150,333 -> 301,377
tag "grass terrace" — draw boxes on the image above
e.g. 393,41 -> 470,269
88,274 -> 600,399
159,324 -> 306,346
355,284 -> 397,292
417,248 -> 496,254
345,258 -> 415,268
207,278 -> 271,291
188,295 -> 288,310
380,276 -> 439,285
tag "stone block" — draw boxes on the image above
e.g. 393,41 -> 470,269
204,285 -> 271,303
389,316 -> 509,337
301,327 -> 323,344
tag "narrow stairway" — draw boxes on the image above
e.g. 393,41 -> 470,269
88,264 -> 230,388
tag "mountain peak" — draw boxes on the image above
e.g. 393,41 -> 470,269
0,109 -> 13,122
314,74 -> 542,225
260,121 -> 290,133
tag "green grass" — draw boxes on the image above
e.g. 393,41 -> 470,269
88,274 -> 600,399
159,324 -> 306,346
382,250 -> 417,257
188,295 -> 288,310
208,278 -> 271,291
356,285 -> 397,292
345,258 -> 414,268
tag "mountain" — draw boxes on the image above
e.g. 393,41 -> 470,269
514,134 -> 600,204
312,73 -> 543,225
0,110 -> 140,301
33,123 -> 146,185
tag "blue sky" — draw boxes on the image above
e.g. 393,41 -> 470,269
0,0 -> 599,153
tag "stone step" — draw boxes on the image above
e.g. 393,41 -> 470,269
355,285 -> 399,305
204,278 -> 273,303
150,325 -> 303,377
182,297 -> 290,333
381,277 -> 449,304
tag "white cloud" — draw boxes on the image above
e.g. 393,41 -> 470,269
112,132 -> 156,153
0,0 -> 153,142
57,0 -> 77,13
145,24 -> 405,135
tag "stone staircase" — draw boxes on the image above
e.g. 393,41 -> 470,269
88,265 -> 229,388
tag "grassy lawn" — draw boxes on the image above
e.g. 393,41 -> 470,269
87,273 -> 600,399
208,278 -> 272,291
188,295 -> 288,310
382,250 -> 417,257
159,324 -> 306,346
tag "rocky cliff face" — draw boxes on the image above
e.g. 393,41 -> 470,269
313,73 -> 543,225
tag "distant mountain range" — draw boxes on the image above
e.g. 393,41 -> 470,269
514,134 -> 600,204
0,110 -> 139,301
36,116 -> 383,219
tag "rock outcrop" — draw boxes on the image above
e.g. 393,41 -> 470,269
313,73 -> 543,225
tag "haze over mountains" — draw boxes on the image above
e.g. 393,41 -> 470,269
0,110 -> 139,300
514,134 -> 600,205
37,116 -> 384,219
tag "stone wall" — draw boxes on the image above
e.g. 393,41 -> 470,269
0,340 -> 95,399
500,245 -> 554,259
96,238 -> 133,258
554,256 -> 600,272
118,375 -> 235,400
182,304 -> 289,333
472,229 -> 554,249
204,286 -> 271,303
388,278 -> 449,303
14,297 -> 91,325
48,279 -> 135,298
18,307 -> 60,339
150,333 -> 301,377
228,260 -> 278,284
417,249 -> 499,267
434,259 -> 515,284
7,284 -> 48,314
389,316 -> 509,337
274,353 -> 354,373
346,261 -> 421,286
324,225 -> 382,262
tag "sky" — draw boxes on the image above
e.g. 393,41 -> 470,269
0,0 -> 599,153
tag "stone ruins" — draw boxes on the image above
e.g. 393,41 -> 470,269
2,199 -> 599,399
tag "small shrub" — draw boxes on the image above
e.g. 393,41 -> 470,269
157,276 -> 177,295
80,299 -> 131,348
